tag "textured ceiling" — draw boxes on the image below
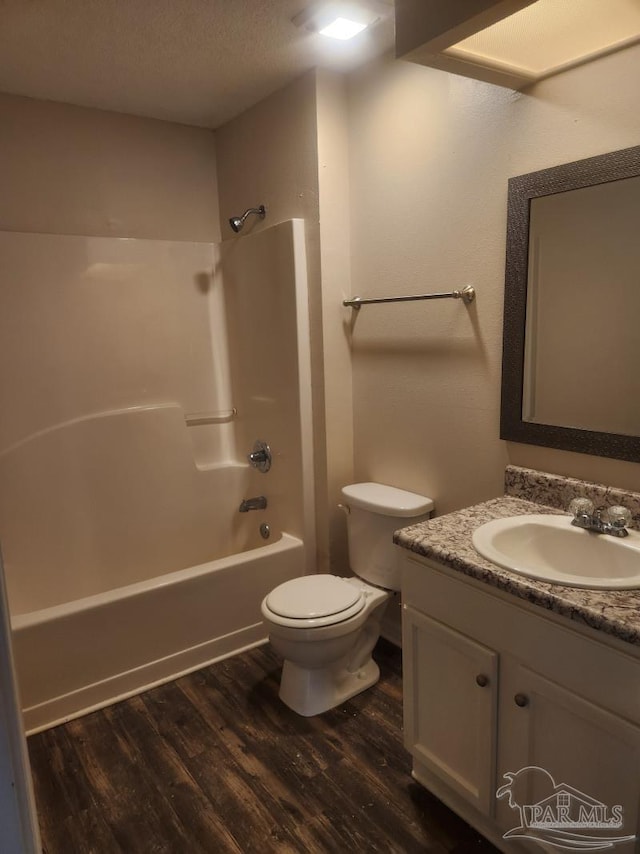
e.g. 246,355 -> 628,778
0,0 -> 395,128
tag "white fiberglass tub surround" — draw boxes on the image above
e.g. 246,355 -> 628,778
0,220 -> 314,733
12,533 -> 303,733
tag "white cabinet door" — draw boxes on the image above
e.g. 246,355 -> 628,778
496,660 -> 640,849
403,605 -> 498,814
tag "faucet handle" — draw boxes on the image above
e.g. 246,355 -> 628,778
569,497 -> 594,518
248,440 -> 271,473
607,505 -> 632,530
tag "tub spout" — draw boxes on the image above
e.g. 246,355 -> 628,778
239,496 -> 267,512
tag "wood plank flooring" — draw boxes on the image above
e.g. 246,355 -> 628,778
28,639 -> 498,853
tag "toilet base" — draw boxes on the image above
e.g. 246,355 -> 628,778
278,656 -> 381,717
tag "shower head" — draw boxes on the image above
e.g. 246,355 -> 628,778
229,205 -> 267,233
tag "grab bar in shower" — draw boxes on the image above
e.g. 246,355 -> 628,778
0,404 -> 238,459
184,408 -> 237,426
343,285 -> 476,310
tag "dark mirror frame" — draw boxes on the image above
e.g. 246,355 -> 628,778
500,144 -> 640,463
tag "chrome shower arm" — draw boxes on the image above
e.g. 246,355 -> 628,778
229,205 -> 266,233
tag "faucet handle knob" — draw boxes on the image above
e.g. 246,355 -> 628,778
607,505 -> 632,529
569,497 -> 594,518
248,440 -> 271,473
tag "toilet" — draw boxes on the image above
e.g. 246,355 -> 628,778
261,482 -> 434,716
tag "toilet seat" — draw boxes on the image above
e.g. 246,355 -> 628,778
263,575 -> 366,629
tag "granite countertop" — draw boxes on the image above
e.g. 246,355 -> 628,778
394,470 -> 640,648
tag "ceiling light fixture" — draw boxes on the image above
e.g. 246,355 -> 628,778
292,1 -> 389,41
319,17 -> 368,40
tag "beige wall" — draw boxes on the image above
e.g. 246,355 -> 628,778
347,45 -> 640,514
316,70 -> 354,573
0,92 -> 219,241
215,71 -> 332,570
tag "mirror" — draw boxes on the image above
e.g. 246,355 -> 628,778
500,144 -> 640,463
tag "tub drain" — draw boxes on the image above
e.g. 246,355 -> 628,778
260,523 -> 271,540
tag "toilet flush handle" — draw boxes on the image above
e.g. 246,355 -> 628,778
338,503 -> 350,515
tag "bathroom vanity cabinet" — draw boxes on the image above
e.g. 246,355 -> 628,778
401,553 -> 640,852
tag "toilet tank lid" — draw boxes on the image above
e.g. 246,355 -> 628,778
341,483 -> 434,517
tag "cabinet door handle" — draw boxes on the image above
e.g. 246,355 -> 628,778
514,693 -> 529,708
475,674 -> 489,687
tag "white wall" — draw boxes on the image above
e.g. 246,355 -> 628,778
346,45 -> 640,514
0,92 -> 220,241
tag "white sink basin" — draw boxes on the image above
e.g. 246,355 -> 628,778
472,514 -> 640,589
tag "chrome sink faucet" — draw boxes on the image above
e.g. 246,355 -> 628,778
569,498 -> 632,538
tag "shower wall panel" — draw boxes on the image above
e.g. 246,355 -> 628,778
221,220 -> 314,569
0,233 -> 230,453
0,232 -> 238,613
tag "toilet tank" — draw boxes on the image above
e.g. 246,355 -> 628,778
341,483 -> 434,591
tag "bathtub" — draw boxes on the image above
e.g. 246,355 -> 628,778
2,220 -> 314,734
12,532 -> 304,734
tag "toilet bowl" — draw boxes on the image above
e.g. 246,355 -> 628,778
261,482 -> 434,716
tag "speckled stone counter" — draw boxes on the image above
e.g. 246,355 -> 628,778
394,467 -> 640,647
